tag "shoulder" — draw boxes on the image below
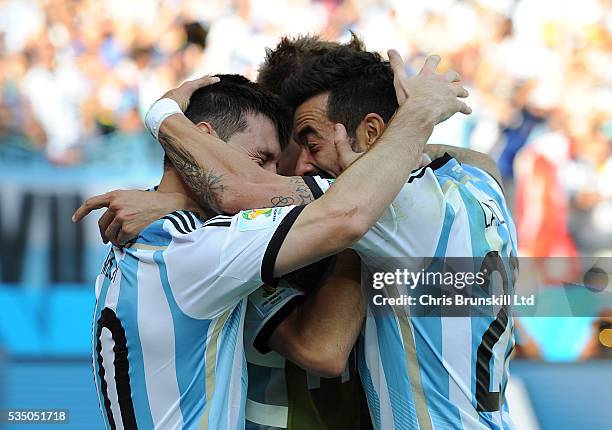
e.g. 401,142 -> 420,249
129,211 -> 231,249
162,211 -> 236,236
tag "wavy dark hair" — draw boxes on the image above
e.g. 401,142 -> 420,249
256,33 -> 366,96
280,48 -> 398,138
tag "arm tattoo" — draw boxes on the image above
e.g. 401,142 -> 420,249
158,130 -> 225,213
270,177 -> 314,207
271,195 -> 296,206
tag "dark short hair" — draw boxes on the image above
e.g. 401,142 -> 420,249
257,33 -> 366,96
280,48 -> 398,138
184,74 -> 291,149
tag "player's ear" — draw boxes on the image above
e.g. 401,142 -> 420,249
196,121 -> 218,138
355,113 -> 385,151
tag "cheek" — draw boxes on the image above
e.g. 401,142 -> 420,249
313,147 -> 337,170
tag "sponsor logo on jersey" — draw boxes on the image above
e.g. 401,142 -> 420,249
238,207 -> 283,231
241,208 -> 273,221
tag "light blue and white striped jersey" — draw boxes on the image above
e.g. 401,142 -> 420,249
244,280 -> 368,430
312,155 -> 518,430
92,205 -> 304,430
244,281 -> 305,429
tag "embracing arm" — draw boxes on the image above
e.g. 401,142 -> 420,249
426,144 -> 503,190
158,115 -> 314,214
269,52 -> 470,278
272,108 -> 431,277
269,250 -> 363,378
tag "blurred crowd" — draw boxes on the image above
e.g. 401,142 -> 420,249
1,0 -> 611,254
0,0 -> 610,361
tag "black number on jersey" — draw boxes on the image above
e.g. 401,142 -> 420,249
101,250 -> 118,282
475,251 -> 517,412
96,308 -> 137,429
480,199 -> 506,229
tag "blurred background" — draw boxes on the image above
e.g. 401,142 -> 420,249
0,0 -> 611,428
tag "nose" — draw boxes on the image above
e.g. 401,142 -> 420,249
294,146 -> 317,176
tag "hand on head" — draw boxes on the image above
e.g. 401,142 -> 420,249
387,50 -> 471,125
161,75 -> 221,112
333,123 -> 362,172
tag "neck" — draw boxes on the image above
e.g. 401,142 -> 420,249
157,167 -> 210,218
157,167 -> 192,195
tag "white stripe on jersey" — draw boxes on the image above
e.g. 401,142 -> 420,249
227,308 -> 247,430
442,182 -> 481,428
442,316 -> 479,429
103,249 -> 123,312
136,256 -> 184,430
363,305 -> 395,430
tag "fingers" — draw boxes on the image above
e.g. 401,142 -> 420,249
105,218 -> 122,246
333,123 -> 350,147
388,49 -> 406,76
72,193 -> 112,222
334,123 -> 362,170
333,123 -> 352,159
393,74 -> 408,105
116,228 -> 134,246
98,209 -> 115,244
388,50 -> 409,104
453,84 -> 469,98
421,54 -> 441,73
456,100 -> 472,115
185,75 -> 220,90
445,70 -> 461,83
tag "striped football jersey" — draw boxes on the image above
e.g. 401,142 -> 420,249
244,281 -> 371,430
311,154 -> 518,430
92,205 -> 304,430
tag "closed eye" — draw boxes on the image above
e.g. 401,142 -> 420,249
306,140 -> 319,154
296,125 -> 319,147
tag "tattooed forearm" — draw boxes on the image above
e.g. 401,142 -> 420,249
289,176 -> 315,205
271,195 -> 296,206
270,177 -> 314,207
159,131 -> 225,213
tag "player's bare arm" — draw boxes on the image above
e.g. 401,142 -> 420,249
148,75 -> 314,212
268,250 -> 363,378
154,52 -> 469,216
73,53 -> 470,246
158,113 -> 315,213
272,52 -> 471,278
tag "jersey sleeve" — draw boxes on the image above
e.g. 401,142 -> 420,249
245,280 -> 305,354
302,175 -> 335,197
351,164 -> 449,260
302,173 -> 448,259
162,205 -> 305,319
351,155 -> 513,261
